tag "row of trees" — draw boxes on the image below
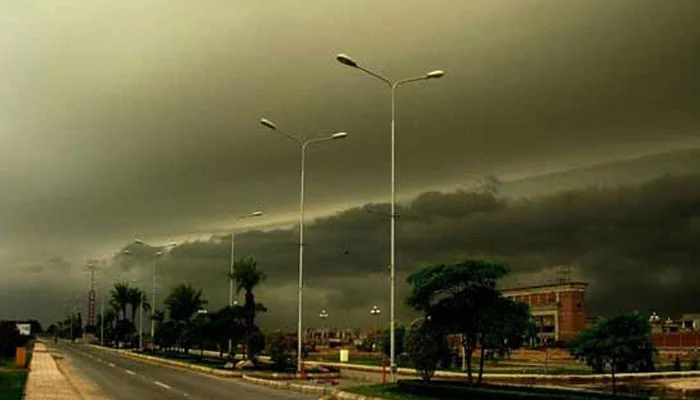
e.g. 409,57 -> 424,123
97,257 -> 268,363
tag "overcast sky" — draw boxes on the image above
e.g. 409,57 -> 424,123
1,1 -> 698,328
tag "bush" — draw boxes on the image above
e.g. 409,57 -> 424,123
405,320 -> 449,383
246,328 -> 265,361
266,332 -> 295,370
690,352 -> 699,371
0,322 -> 29,358
673,356 -> 682,371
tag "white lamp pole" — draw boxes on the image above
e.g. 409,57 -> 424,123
228,210 -> 263,355
260,117 -> 347,373
336,53 -> 443,381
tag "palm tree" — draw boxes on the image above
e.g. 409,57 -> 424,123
110,282 -> 131,322
127,287 -> 149,323
228,257 -> 266,330
164,284 -> 206,323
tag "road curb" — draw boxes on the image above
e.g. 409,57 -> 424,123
304,360 -> 700,383
241,374 -> 337,396
86,344 -> 242,378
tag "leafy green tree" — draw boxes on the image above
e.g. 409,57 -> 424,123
405,319 -> 449,383
381,323 -> 405,360
406,259 -> 508,384
568,312 -> 657,395
208,306 -> 244,358
246,326 -> 265,362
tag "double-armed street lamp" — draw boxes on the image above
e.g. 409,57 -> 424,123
228,210 -> 264,355
336,53 -> 444,380
260,117 -> 348,372
132,239 -> 177,341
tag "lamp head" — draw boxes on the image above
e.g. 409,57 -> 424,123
336,53 -> 358,68
426,70 -> 445,79
259,118 -> 277,130
331,132 -> 348,140
251,211 -> 264,217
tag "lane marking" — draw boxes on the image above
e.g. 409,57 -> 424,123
154,381 -> 171,390
108,362 -> 116,367
125,369 -> 136,375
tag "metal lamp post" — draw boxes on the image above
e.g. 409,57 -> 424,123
319,309 -> 329,345
260,117 -> 348,372
228,210 -> 264,355
336,53 -> 443,381
132,239 -> 177,344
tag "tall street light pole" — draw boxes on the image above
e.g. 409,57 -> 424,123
133,239 -> 177,344
336,53 -> 443,381
229,210 -> 264,355
260,117 -> 348,373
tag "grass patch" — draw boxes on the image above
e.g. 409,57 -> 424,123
346,382 -> 647,400
0,371 -> 27,400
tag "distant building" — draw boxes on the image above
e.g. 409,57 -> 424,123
503,281 -> 588,343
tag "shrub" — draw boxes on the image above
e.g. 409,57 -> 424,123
673,356 -> 682,371
405,320 -> 449,383
266,331 -> 295,370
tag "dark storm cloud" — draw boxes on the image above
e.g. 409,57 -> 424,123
108,172 -> 700,329
1,0 -> 699,325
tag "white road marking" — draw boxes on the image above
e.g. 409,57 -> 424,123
108,362 -> 116,367
154,381 -> 171,390
125,369 -> 136,375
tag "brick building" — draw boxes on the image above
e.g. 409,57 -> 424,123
502,281 -> 588,343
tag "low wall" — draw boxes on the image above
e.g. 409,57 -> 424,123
653,333 -> 700,349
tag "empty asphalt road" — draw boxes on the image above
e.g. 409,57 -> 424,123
48,342 -> 320,400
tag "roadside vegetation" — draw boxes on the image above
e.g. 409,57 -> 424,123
0,321 -> 36,400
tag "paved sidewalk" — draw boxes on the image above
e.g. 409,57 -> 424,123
23,342 -> 81,400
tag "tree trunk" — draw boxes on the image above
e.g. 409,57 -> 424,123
611,361 -> 617,395
463,336 -> 474,384
478,333 -> 486,385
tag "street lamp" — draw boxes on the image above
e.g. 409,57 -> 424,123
133,240 -> 177,342
336,52 -> 443,381
229,210 -> 264,355
319,309 -> 329,345
260,117 -> 348,372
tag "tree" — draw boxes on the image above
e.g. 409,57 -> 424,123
267,331 -> 295,371
208,306 -> 244,358
164,284 -> 207,353
229,257 -> 266,358
127,287 -> 150,323
478,297 -> 531,383
381,323 -> 405,360
405,319 -> 449,383
165,284 -> 206,323
406,259 -> 508,384
568,312 -> 657,395
229,257 -> 266,331
110,282 -> 131,322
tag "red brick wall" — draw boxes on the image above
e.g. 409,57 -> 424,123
558,291 -> 587,341
653,332 -> 700,348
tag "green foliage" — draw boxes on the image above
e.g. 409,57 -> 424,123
381,323 -> 405,359
165,284 -> 207,323
568,312 -> 657,394
110,282 -> 131,321
405,259 -> 512,384
266,331 -> 295,370
673,356 -> 681,371
405,319 -> 449,383
0,323 -> 29,358
245,327 -> 265,362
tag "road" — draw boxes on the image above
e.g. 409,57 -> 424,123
48,342 -> 319,400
